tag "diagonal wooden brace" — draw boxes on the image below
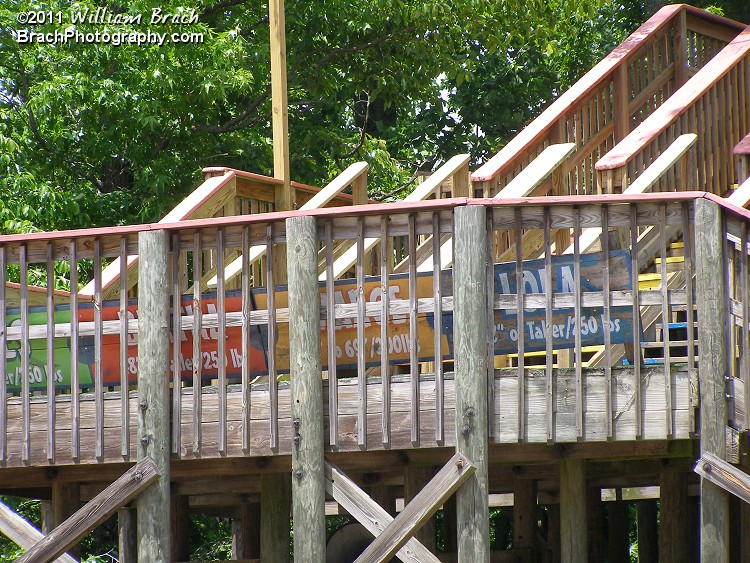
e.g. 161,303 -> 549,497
17,458 -> 159,563
325,460 -> 440,563
0,501 -> 77,563
354,452 -> 475,563
694,451 -> 750,504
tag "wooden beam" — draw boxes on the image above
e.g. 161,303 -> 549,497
232,503 -> 261,560
135,229 -> 172,563
354,453 -> 475,563
694,452 -> 750,505
607,497 -> 629,563
118,507 -> 136,563
513,479 -> 537,551
0,500 -> 77,563
453,205 -> 490,561
260,472 -> 291,562
17,459 -> 158,563
170,496 -> 190,562
404,464 -> 437,551
560,459 -> 587,563
325,460 -> 440,563
660,461 -> 692,562
636,500 -> 658,563
287,215 -> 326,560
269,0 -> 291,210
52,482 -> 80,558
694,198 -> 730,563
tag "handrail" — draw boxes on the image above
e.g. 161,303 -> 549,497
207,161 -> 369,287
596,25 -> 750,171
471,4 -> 745,196
596,24 -> 750,197
318,154 -> 470,281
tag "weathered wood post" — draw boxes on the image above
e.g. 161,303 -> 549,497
694,197 -> 729,562
136,229 -> 171,562
560,459 -> 587,563
453,204 -> 490,561
287,215 -> 326,560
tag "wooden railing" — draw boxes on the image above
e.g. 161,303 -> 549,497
5,192 -> 750,466
471,4 -> 745,198
596,24 -> 750,195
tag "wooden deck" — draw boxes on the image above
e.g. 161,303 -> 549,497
2,365 -> 695,468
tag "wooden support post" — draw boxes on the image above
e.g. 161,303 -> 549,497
587,487 -> 604,562
170,495 -> 190,562
40,501 -> 53,536
118,507 -> 137,563
636,500 -> 658,563
52,481 -> 80,558
513,479 -> 537,552
269,0 -> 291,280
404,464 -> 437,551
660,461 -> 691,563
546,504 -> 561,563
607,496 -> 629,563
369,483 -> 397,517
695,198 -> 730,563
287,215 -> 326,561
560,459 -> 587,563
453,205 -> 490,561
232,502 -> 261,560
442,494 -> 458,554
261,472 -> 291,562
136,229 -> 171,563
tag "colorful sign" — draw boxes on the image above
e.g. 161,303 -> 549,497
4,250 -> 633,390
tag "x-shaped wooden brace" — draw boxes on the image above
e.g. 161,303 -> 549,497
325,452 -> 475,563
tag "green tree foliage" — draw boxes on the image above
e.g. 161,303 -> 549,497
1,0 -> 651,230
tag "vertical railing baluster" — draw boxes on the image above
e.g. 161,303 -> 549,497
434,211 -> 445,446
683,203 -> 695,371
357,217 -> 367,450
602,206 -> 613,440
192,232 -> 203,454
217,229 -> 227,455
630,205 -> 643,438
485,209 -> 495,442
659,205 -> 673,438
172,234 -> 182,455
266,224 -> 278,452
94,239 -> 104,460
70,241 -> 80,460
544,208 -> 554,443
46,242 -> 56,463
0,246 -> 6,463
242,226 -> 251,453
119,237 -> 130,458
324,221 -> 338,450
379,216 -> 391,448
573,207 -> 583,439
408,214 -> 419,447
514,209 -> 525,442
20,243 -> 30,462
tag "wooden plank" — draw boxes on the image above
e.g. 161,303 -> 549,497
408,214 -> 419,447
434,213 -> 445,445
135,230 -> 171,563
20,243 -> 29,462
380,216 -> 391,448
514,209 -> 525,441
695,451 -> 750,506
0,500 -> 78,563
171,234 -> 182,455
325,222 -> 339,449
453,205 -> 490,561
266,225 -> 279,451
0,246 -> 6,463
354,453 -> 475,563
660,461 -> 692,562
636,500 -> 658,563
694,198 -> 730,562
217,229 -> 227,455
69,241 -> 80,460
18,459 -> 158,563
325,460 -> 440,563
268,0 -> 291,212
357,218 -> 368,450
287,215 -> 326,561
241,227 -> 251,452
119,238 -> 130,458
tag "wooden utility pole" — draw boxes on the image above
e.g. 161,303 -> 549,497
136,230 -> 171,563
287,215 -> 326,560
695,197 -> 729,562
453,205 -> 490,561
